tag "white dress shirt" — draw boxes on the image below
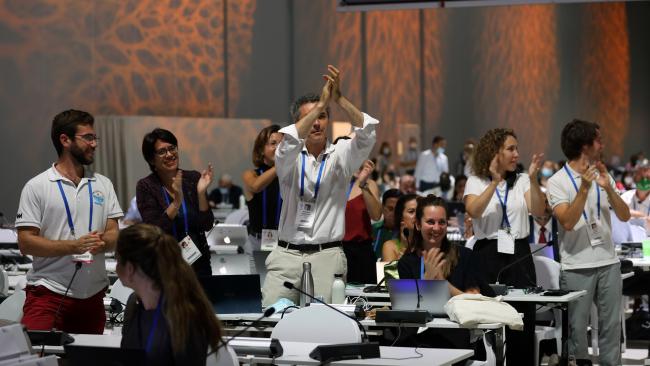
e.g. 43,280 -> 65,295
621,189 -> 650,231
414,149 -> 448,188
275,113 -> 378,244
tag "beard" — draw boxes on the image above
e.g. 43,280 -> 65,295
70,143 -> 94,165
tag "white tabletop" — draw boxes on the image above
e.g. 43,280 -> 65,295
501,290 -> 586,303
251,341 -> 474,366
629,257 -> 650,268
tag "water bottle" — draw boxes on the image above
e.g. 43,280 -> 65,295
299,262 -> 314,307
331,274 -> 346,304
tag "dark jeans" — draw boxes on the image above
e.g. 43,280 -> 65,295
419,180 -> 439,192
474,237 -> 536,366
342,240 -> 377,284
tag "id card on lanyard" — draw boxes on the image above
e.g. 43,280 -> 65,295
162,187 -> 202,264
259,168 -> 282,251
57,179 -> 94,262
295,152 -> 327,230
495,183 -> 515,254
564,165 -> 603,246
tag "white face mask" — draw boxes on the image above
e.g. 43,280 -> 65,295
436,147 -> 445,155
624,176 -> 635,186
382,147 -> 391,156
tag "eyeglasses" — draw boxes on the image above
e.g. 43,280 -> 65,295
155,145 -> 178,157
75,134 -> 100,143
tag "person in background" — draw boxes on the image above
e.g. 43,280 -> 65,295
376,141 -> 392,179
455,139 -> 476,177
208,174 -> 243,209
372,189 -> 402,258
343,159 -> 382,284
16,109 -> 122,334
400,137 -> 419,175
538,160 -> 558,188
431,172 -> 454,200
136,128 -> 214,277
547,119 -> 630,366
262,65 -> 378,305
452,175 -> 468,202
620,160 -> 650,234
383,194 -> 418,262
242,125 -> 283,272
528,196 -> 559,260
118,224 -> 223,366
463,127 -> 545,365
121,196 -> 142,226
399,174 -> 417,195
414,136 -> 449,192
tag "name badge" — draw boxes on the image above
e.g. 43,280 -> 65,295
261,229 -> 279,251
296,200 -> 316,230
72,252 -> 94,263
586,219 -> 605,246
497,229 -> 515,254
179,235 -> 202,265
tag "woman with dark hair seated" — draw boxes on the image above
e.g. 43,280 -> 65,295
117,224 -> 224,365
136,128 -> 214,276
397,194 -> 493,296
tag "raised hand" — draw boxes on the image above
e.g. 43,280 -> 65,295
594,161 -> 610,188
197,163 -> 213,194
489,154 -> 503,182
171,169 -> 184,203
528,153 -> 544,178
323,65 -> 341,102
423,247 -> 447,280
317,78 -> 333,110
357,160 -> 375,185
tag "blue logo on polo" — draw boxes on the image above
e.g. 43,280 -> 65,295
93,191 -> 105,206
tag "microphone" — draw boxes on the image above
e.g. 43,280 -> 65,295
490,242 -> 553,295
283,281 -> 369,341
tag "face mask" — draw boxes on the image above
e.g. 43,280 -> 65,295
624,176 -> 635,187
382,148 -> 391,156
409,144 -> 417,150
637,177 -> 650,191
436,147 -> 445,155
541,168 -> 554,178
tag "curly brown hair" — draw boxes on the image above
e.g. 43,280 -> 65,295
471,128 -> 517,179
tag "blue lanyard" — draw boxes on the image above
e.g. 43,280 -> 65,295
373,228 -> 383,253
161,187 -> 189,238
145,295 -> 163,354
346,178 -> 356,199
420,256 -> 425,280
258,168 -> 282,229
494,183 -> 511,228
300,152 -> 328,200
56,180 -> 93,237
564,165 -> 600,221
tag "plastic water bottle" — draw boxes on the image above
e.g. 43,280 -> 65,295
331,274 -> 346,304
299,262 -> 314,307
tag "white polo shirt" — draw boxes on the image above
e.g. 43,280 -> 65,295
15,164 -> 123,298
621,189 -> 650,231
463,173 -> 531,240
546,164 -> 618,270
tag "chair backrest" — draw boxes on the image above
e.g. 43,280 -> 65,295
206,343 -> 239,366
0,269 -> 8,296
532,256 -> 560,290
270,305 -> 362,343
0,290 -> 26,322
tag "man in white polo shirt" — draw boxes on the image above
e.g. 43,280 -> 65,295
546,119 -> 630,366
16,109 -> 122,334
262,65 -> 378,306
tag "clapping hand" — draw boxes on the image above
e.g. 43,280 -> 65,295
198,163 -> 213,194
357,160 -> 375,186
528,153 -> 544,178
323,65 -> 341,102
423,247 -> 447,280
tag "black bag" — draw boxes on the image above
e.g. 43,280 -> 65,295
626,309 -> 650,340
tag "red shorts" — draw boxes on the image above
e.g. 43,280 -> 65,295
21,285 -> 106,334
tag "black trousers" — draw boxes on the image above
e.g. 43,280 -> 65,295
474,238 -> 536,366
342,240 -> 377,284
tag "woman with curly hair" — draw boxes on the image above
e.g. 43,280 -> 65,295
463,127 -> 545,365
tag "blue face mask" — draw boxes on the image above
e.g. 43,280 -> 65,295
540,168 -> 554,178
436,147 -> 445,155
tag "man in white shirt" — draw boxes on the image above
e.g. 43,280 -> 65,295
546,119 -> 630,366
16,109 -> 123,334
620,161 -> 650,233
414,135 -> 448,192
262,65 -> 378,305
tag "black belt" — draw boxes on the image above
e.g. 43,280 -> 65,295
278,240 -> 342,252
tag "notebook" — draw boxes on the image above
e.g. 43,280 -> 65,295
387,279 -> 451,317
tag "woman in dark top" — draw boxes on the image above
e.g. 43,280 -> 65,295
398,194 -> 493,296
117,224 -> 223,366
136,128 -> 215,276
242,125 -> 282,271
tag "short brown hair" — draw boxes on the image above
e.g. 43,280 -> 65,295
252,124 -> 281,167
472,128 -> 517,179
51,109 -> 94,156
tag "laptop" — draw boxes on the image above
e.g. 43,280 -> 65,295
387,279 -> 451,317
64,345 -> 145,366
199,274 -> 263,314
210,252 -> 251,275
206,224 -> 248,248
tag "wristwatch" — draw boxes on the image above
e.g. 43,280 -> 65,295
358,181 -> 369,190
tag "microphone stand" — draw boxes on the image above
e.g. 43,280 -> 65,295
490,242 -> 553,295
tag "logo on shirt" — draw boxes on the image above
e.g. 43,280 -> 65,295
16,213 -> 22,219
93,191 -> 105,206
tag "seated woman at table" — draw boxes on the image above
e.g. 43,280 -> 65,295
117,224 -> 223,365
398,194 -> 494,296
382,193 -> 418,262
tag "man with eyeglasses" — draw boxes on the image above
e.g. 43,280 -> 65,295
15,109 -> 123,334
